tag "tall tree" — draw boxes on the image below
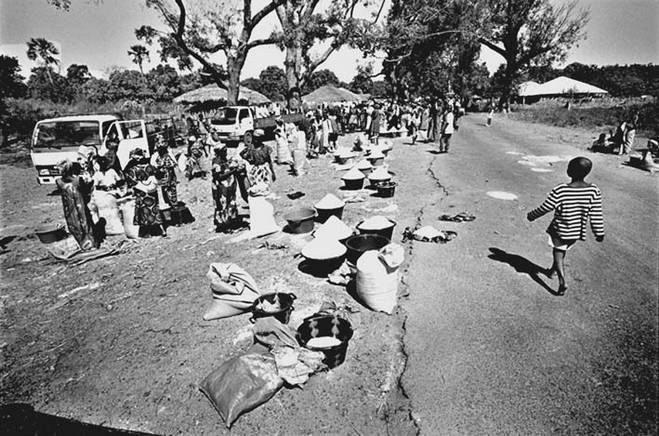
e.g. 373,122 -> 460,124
258,65 -> 288,100
26,37 -> 60,85
377,0 -> 489,101
273,0 -> 372,91
479,0 -> 589,105
0,56 -> 27,100
146,64 -> 182,101
304,68 -> 339,93
138,0 -> 283,105
127,44 -> 150,74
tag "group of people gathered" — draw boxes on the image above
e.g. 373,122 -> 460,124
590,112 -> 639,155
55,96 -> 469,252
56,135 -> 182,251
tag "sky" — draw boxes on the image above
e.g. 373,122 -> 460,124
0,0 -> 657,82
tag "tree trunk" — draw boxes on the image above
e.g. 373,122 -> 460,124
226,56 -> 244,105
284,37 -> 303,90
498,60 -> 517,109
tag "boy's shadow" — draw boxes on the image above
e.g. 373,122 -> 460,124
487,247 -> 557,295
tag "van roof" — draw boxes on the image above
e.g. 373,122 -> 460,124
37,114 -> 120,124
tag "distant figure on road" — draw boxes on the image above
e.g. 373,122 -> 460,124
486,102 -> 494,126
439,103 -> 454,153
527,157 -> 605,295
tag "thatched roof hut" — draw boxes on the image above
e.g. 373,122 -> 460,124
302,85 -> 366,104
174,84 -> 271,105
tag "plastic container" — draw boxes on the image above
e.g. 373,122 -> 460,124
284,207 -> 316,234
357,218 -> 397,241
297,314 -> 354,368
344,234 -> 390,265
251,292 -> 296,324
376,181 -> 397,198
343,178 -> 364,190
368,156 -> 385,167
300,255 -> 346,276
35,224 -> 68,244
315,206 -> 344,223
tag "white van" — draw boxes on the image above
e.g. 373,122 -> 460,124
30,114 -> 149,184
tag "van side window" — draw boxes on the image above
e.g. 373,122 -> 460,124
105,123 -> 119,142
239,109 -> 250,121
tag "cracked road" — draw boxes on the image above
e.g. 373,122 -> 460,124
398,114 -> 657,434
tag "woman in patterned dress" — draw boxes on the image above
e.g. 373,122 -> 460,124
55,160 -> 98,250
126,148 -> 167,237
211,145 -> 240,232
150,136 -> 179,208
240,129 -> 276,195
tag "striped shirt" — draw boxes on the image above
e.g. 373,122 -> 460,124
528,183 -> 604,241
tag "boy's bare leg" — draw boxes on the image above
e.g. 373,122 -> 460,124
552,248 -> 567,294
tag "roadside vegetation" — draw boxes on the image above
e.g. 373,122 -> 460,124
509,97 -> 659,139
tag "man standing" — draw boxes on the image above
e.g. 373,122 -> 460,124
440,102 -> 454,153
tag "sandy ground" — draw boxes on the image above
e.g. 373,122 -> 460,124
0,133 -> 416,435
1,114 -> 657,435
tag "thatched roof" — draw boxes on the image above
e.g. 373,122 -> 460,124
174,84 -> 271,105
302,85 -> 365,104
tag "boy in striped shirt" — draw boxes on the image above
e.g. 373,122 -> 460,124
527,157 -> 605,295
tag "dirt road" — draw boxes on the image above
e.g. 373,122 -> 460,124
1,114 -> 656,435
401,114 -> 658,434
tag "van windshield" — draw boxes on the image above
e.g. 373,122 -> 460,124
33,121 -> 100,149
212,108 -> 238,125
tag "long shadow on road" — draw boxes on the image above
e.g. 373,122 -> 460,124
487,247 -> 557,295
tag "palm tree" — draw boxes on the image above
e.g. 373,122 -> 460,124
127,45 -> 150,75
26,37 -> 60,84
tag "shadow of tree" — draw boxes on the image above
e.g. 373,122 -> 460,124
487,247 -> 557,295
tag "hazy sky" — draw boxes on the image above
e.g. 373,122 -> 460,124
1,0 -> 656,81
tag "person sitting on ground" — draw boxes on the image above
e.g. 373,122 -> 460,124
527,157 -> 605,295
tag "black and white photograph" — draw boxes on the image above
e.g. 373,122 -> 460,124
0,0 -> 657,434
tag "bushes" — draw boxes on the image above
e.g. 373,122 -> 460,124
510,98 -> 659,138
0,98 -> 179,148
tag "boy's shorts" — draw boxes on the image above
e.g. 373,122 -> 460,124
548,233 -> 577,251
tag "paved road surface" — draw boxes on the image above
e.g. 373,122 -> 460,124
400,115 -> 658,434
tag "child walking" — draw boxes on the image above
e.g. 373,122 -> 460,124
527,157 -> 605,295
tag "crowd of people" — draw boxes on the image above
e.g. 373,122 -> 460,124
53,96 -> 465,252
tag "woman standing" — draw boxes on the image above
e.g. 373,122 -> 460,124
369,105 -> 381,145
56,160 -> 98,250
211,145 -> 240,232
90,155 -> 124,235
240,129 -> 276,195
150,136 -> 179,208
124,148 -> 167,237
185,135 -> 207,179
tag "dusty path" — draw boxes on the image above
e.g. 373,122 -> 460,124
402,114 -> 658,434
0,134 -> 417,435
